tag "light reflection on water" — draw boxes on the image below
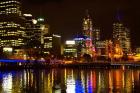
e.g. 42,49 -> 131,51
0,69 -> 140,93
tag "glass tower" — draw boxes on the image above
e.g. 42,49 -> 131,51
0,0 -> 25,49
113,22 -> 131,53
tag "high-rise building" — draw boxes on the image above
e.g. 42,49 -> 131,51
74,35 -> 86,57
43,34 -> 61,56
24,14 -> 41,48
93,28 -> 100,41
64,40 -> 77,57
82,11 -> 94,56
83,12 -> 93,39
0,0 -> 25,49
93,28 -> 101,52
37,18 -> 49,44
113,22 -> 131,54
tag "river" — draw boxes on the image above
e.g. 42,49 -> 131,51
0,68 -> 139,93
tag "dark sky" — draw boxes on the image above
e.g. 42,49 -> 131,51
21,0 -> 140,47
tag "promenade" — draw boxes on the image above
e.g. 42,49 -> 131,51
0,59 -> 140,69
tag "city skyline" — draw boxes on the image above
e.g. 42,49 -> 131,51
22,0 -> 140,47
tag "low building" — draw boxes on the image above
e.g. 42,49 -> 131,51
64,40 -> 77,58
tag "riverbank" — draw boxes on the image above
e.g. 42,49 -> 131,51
0,59 -> 140,69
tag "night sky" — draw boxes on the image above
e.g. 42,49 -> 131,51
22,0 -> 140,47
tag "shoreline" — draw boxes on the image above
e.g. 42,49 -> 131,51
0,60 -> 140,69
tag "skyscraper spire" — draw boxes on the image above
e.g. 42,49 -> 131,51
83,10 -> 93,38
86,9 -> 90,18
116,8 -> 122,22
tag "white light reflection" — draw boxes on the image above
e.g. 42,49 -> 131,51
66,78 -> 75,93
2,73 -> 12,93
66,70 -> 75,93
54,89 -> 61,93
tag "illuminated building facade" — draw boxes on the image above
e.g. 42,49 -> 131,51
24,14 -> 41,48
93,28 -> 101,57
95,41 -> 106,56
93,28 -> 100,42
73,36 -> 86,57
43,34 -> 61,56
113,22 -> 131,54
37,18 -> 49,44
82,11 -> 94,56
24,17 -> 49,48
0,0 -> 25,49
64,40 -> 77,57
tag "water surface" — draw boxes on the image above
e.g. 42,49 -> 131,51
0,68 -> 140,93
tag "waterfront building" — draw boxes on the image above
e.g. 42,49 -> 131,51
74,35 -> 86,57
24,17 -> 50,57
0,0 -> 25,49
82,11 -> 95,56
113,22 -> 131,54
37,18 -> 49,44
93,28 -> 101,57
113,39 -> 123,60
23,14 -> 41,48
95,41 -> 106,56
93,27 -> 101,42
64,40 -> 77,58
24,16 -> 49,49
95,40 -> 114,61
43,34 -> 61,56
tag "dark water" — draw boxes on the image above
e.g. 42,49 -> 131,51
0,68 -> 140,93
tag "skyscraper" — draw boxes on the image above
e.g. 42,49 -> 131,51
113,22 -> 131,54
43,34 -> 61,56
93,28 -> 100,41
83,10 -> 93,40
23,14 -> 40,48
37,18 -> 49,44
82,10 -> 94,56
0,0 -> 25,49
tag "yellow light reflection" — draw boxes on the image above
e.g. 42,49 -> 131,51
109,71 -> 113,93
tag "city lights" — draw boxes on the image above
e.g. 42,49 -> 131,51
66,40 -> 75,45
23,14 -> 32,17
3,47 -> 13,52
0,0 -> 140,93
0,0 -> 139,65
32,19 -> 37,24
37,18 -> 45,22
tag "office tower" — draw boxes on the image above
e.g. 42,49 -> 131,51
43,34 -> 61,56
93,28 -> 101,50
113,22 -> 131,54
83,11 -> 93,40
24,14 -> 41,49
93,28 -> 101,58
82,11 -> 94,56
64,40 -> 77,57
37,18 -> 49,44
93,28 -> 100,41
0,0 -> 25,49
74,35 -> 86,57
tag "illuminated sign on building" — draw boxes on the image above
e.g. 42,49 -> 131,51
3,47 -> 13,52
66,40 -> 75,45
23,14 -> 32,17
